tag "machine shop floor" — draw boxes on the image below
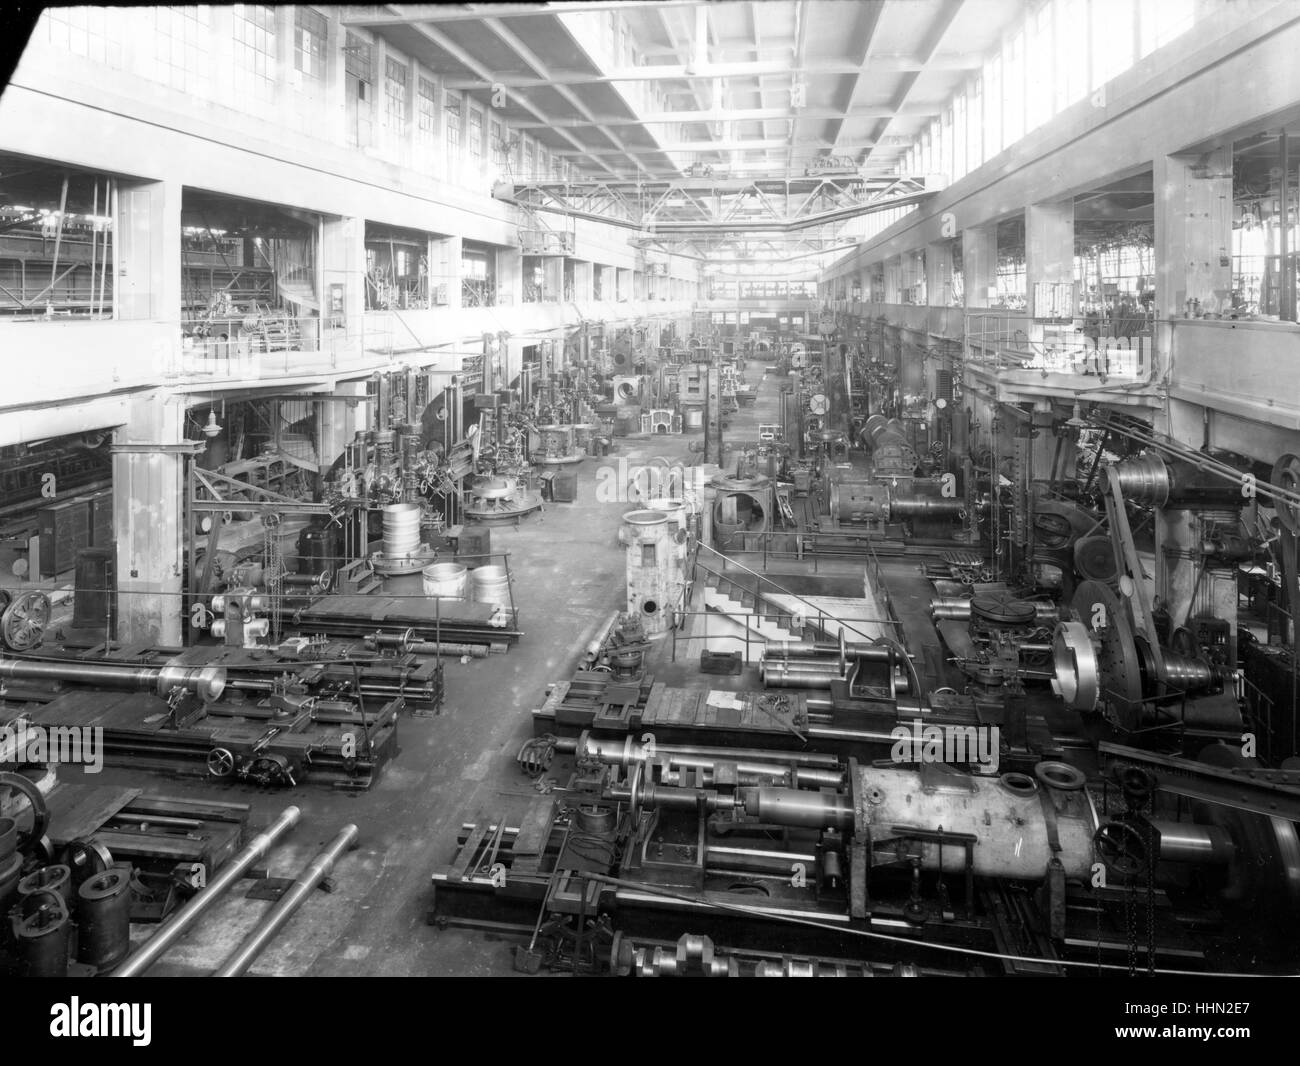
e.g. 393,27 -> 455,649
76,427 -> 701,976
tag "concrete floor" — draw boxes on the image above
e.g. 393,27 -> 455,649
84,379 -> 779,976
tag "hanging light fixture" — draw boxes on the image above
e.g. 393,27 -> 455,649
202,409 -> 222,438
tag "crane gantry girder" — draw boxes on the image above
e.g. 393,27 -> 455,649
491,173 -> 937,236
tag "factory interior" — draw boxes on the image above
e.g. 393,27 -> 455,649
0,0 -> 1299,988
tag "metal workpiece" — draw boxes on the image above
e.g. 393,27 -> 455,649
739,785 -> 855,830
214,823 -> 359,977
1148,820 -> 1235,865
114,806 -> 301,977
0,657 -> 226,701
855,766 -> 1098,880
760,656 -> 848,688
1051,621 -> 1102,711
577,733 -> 845,789
1113,453 -> 1247,508
931,598 -> 1059,624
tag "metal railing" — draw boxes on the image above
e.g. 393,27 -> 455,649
692,540 -> 902,648
964,309 -> 1154,381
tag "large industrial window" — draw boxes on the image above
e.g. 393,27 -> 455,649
385,57 -> 409,140
344,32 -> 374,148
467,107 -> 484,172
44,7 -> 122,66
233,4 -> 277,106
491,120 -> 507,172
416,77 -> 438,149
294,7 -> 326,79
445,92 -> 462,172
154,7 -> 210,97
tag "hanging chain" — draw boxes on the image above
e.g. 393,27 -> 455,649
263,514 -> 283,644
1145,820 -> 1157,975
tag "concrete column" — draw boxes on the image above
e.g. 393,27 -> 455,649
962,224 -> 997,309
542,257 -> 563,302
320,216 -> 365,346
438,235 -> 462,309
574,260 -> 593,302
497,247 -> 523,307
1154,147 -> 1233,318
318,381 -> 369,470
324,9 -> 347,147
617,267 -> 633,301
884,255 -> 903,303
113,393 -> 190,646
1025,200 -> 1075,318
926,241 -> 953,308
114,178 -> 181,325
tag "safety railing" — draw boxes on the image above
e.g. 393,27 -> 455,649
964,309 -> 1155,382
692,540 -> 902,647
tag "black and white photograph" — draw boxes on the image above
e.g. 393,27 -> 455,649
0,0 -> 1295,1027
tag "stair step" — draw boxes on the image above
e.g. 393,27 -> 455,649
355,578 -> 383,595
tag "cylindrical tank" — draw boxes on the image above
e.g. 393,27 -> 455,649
709,475 -> 773,548
422,562 -> 468,600
856,766 -> 1096,879
382,503 -> 422,556
683,406 -> 704,431
470,564 -> 511,608
77,867 -> 132,972
644,497 -> 689,534
620,509 -> 685,636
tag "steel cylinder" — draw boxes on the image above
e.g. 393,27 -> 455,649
382,502 -> 422,556
422,562 -> 468,600
77,867 -> 132,972
470,565 -> 511,608
622,509 -> 684,635
1113,454 -> 1246,508
1149,820 -> 1234,865
739,786 -> 854,830
0,659 -> 226,701
760,657 -> 846,688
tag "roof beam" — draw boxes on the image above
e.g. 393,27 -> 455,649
552,140 -> 879,157
862,0 -> 965,169
442,57 -> 980,89
480,17 -> 646,175
827,2 -> 885,157
342,3 -> 710,26
403,20 -> 623,178
506,107 -> 937,129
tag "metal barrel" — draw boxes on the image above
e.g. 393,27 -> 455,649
114,805 -> 301,977
13,889 -> 71,977
421,562 -> 468,600
213,823 -> 359,977
77,867 -> 133,972
470,565 -> 511,608
382,502 -> 422,556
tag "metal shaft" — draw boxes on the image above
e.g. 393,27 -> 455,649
213,823 -> 359,977
0,658 -> 226,701
114,806 -> 301,977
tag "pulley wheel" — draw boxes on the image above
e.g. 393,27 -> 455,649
0,772 -> 50,852
1271,453 -> 1300,533
1,592 -> 50,651
1093,821 -> 1146,879
1071,580 -> 1143,728
971,590 -> 1037,627
1073,535 -> 1118,583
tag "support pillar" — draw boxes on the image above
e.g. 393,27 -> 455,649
926,241 -> 953,308
320,216 -> 365,353
113,394 -> 195,647
962,224 -> 997,309
1025,199 -> 1075,323
884,255 -> 902,304
1154,147 -> 1233,321
497,247 -> 523,307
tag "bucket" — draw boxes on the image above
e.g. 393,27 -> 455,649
470,564 -> 511,608
383,503 -> 422,556
422,562 -> 468,599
